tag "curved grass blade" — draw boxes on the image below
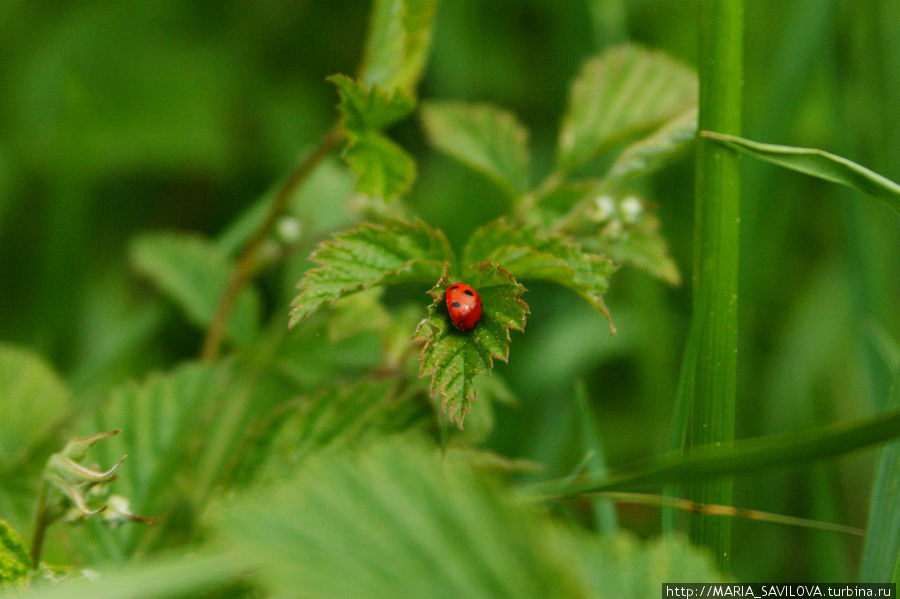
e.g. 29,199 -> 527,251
702,131 -> 900,215
535,406 -> 900,497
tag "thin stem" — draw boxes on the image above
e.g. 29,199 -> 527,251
201,125 -> 344,363
685,0 -> 743,570
29,480 -> 50,568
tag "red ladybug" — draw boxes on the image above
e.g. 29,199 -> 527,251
445,282 -> 482,331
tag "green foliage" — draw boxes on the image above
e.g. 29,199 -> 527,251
557,44 -> 698,174
214,439 -> 721,599
421,102 -> 531,198
0,519 -> 30,589
344,130 -> 417,201
329,74 -> 415,134
0,346 -> 69,471
361,0 -> 440,94
289,218 -> 453,326
703,131 -> 900,215
463,219 -> 615,325
412,264 -> 528,427
606,108 -> 698,184
130,232 -> 261,346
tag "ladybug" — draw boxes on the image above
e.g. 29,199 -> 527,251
445,282 -> 482,331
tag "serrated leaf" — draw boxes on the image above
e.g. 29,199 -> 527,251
606,107 -> 697,184
344,131 -> 416,200
412,263 -> 528,427
558,44 -> 697,174
260,379 -> 429,482
77,361 -> 234,559
534,185 -> 680,285
130,232 -> 261,346
0,519 -> 30,589
361,0 -> 439,94
328,74 -> 415,135
702,131 -> 900,215
421,101 -> 531,197
463,219 -> 616,324
214,439 -> 594,599
0,345 -> 69,471
290,219 -> 453,326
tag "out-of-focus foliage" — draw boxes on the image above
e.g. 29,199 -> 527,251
1,0 -> 899,588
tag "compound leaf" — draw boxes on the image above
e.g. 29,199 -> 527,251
412,264 -> 528,428
421,101 -> 531,197
558,44 -> 697,174
463,219 -> 616,326
290,219 -> 453,326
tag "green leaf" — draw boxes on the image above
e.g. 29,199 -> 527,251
3,552 -> 237,599
215,439 -> 589,599
701,131 -> 900,215
0,345 -> 69,471
463,218 -> 616,325
606,107 -> 697,184
260,379 -> 429,482
77,361 -> 235,560
557,44 -> 697,174
860,367 -> 900,581
421,101 -> 531,197
412,263 -> 528,428
361,0 -> 440,94
344,131 -> 416,200
328,74 -> 415,135
0,519 -> 30,589
535,186 -> 680,285
130,232 -> 261,346
290,219 -> 453,326
538,404 -> 900,497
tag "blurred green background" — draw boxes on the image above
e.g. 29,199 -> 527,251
1,0 -> 898,581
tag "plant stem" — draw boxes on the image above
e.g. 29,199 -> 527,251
201,126 -> 343,363
29,480 -> 50,568
686,0 -> 743,570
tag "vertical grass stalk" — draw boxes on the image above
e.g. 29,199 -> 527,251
686,0 -> 743,570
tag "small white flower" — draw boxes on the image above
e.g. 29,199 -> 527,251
276,216 -> 303,244
591,194 -> 616,221
620,196 -> 643,223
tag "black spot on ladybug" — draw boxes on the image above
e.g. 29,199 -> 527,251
451,302 -> 461,308
464,289 -> 474,296
450,285 -> 459,289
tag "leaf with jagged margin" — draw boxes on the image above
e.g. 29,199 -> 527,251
606,107 -> 697,184
329,74 -> 415,135
412,263 -> 528,428
77,361 -> 234,560
130,232 -> 261,346
702,131 -> 900,216
557,44 -> 697,174
421,102 -> 530,198
0,345 -> 69,472
214,439 -> 593,599
259,379 -> 430,483
344,130 -> 416,200
0,519 -> 30,589
361,0 -> 440,94
290,219 -> 453,326
463,219 -> 616,327
533,185 -> 680,285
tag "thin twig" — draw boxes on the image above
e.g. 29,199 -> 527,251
201,125 -> 344,363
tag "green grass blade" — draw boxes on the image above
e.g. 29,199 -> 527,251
687,0 -> 743,570
860,359 -> 900,581
701,131 -> 900,215
574,382 -> 618,532
537,405 -> 900,497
